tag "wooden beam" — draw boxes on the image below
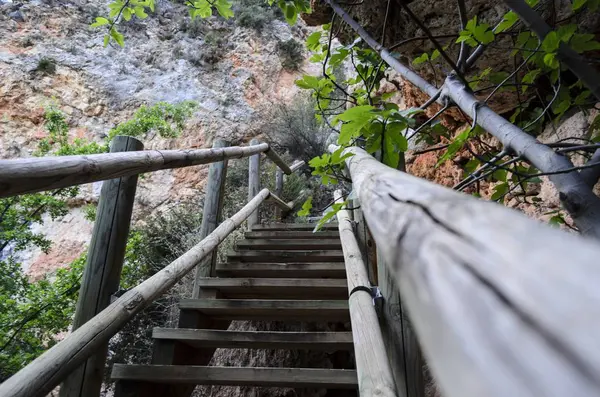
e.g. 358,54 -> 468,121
266,191 -> 293,213
264,147 -> 292,175
0,189 -> 271,397
195,277 -> 347,299
289,160 -> 305,173
335,191 -> 396,397
60,136 -> 143,397
152,328 -> 354,350
251,223 -> 339,231
227,250 -> 345,262
338,145 -> 600,397
236,238 -> 342,250
0,143 -> 269,198
215,262 -> 347,279
178,299 -> 350,321
192,140 -> 229,298
247,139 -> 261,230
111,365 -> 358,389
244,231 -> 340,239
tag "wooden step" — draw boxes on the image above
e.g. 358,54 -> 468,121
228,250 -> 344,263
112,365 -> 358,389
152,328 -> 354,350
179,299 -> 350,322
215,262 -> 347,279
245,231 -> 340,240
237,239 -> 342,251
252,223 -> 339,231
196,278 -> 347,299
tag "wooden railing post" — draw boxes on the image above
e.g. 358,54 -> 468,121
60,136 -> 143,397
192,139 -> 229,298
274,168 -> 284,220
247,139 -> 261,229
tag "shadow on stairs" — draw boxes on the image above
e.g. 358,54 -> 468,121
111,222 -> 358,397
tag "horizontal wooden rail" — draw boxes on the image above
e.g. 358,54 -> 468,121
264,148 -> 293,175
266,192 -> 293,213
0,189 -> 271,397
335,145 -> 600,397
0,144 -> 271,198
334,190 -> 395,397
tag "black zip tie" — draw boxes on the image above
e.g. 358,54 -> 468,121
349,285 -> 383,308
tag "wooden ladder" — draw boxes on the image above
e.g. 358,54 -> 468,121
111,222 -> 358,396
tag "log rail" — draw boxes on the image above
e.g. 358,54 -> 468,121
335,145 -> 600,397
0,139 -> 303,397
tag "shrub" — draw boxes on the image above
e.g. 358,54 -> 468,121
35,57 -> 56,74
264,94 -> 330,163
236,4 -> 271,30
277,39 -> 304,71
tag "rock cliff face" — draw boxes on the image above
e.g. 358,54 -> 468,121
0,0 -> 317,274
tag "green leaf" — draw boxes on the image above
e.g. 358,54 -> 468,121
491,183 -> 509,201
215,0 -> 234,19
412,53 -> 429,65
122,7 -> 132,21
295,75 -> 320,89
284,4 -> 298,24
495,11 -> 518,33
436,127 -> 471,167
103,34 -> 110,47
549,214 -> 566,226
430,49 -> 440,61
543,53 -> 559,69
314,202 -> 346,232
297,196 -> 313,217
464,158 -> 480,174
542,31 -> 560,53
110,27 -> 125,47
574,90 -> 591,105
472,23 -> 495,44
91,16 -> 110,27
134,6 -> 148,18
306,32 -> 322,51
570,33 -> 600,53
557,24 -> 577,42
573,0 -> 588,10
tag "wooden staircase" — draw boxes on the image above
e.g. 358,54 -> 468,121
111,222 -> 358,396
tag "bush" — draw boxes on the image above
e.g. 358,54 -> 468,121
35,57 -> 56,74
277,39 -> 304,70
236,4 -> 271,30
264,94 -> 330,163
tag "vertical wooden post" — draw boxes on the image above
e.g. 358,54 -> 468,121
377,249 -> 425,397
60,136 -> 143,397
274,168 -> 284,219
192,139 -> 229,298
247,138 -> 261,229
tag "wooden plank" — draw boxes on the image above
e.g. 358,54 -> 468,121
0,143 -> 269,198
335,191 -> 396,397
178,299 -> 350,322
252,223 -> 338,231
215,262 -> 347,279
0,189 -> 271,397
245,231 -> 340,239
60,136 -> 143,397
236,239 -> 342,250
111,365 -> 358,389
195,277 -> 347,299
247,139 -> 261,229
227,250 -> 344,262
192,139 -> 229,298
152,328 -> 354,350
339,145 -> 600,397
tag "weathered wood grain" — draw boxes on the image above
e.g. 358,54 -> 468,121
247,139 -> 261,229
151,328 -> 354,350
335,191 -> 396,397
266,191 -> 293,213
215,262 -> 347,279
0,143 -> 269,198
111,365 -> 358,388
338,145 -> 600,397
0,189 -> 271,397
192,140 -> 229,298
264,148 -> 292,174
60,136 -> 143,397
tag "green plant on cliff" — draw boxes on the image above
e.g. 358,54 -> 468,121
0,101 -> 196,380
292,0 -> 600,233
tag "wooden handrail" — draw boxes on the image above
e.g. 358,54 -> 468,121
0,144 -> 268,198
0,189 -> 272,397
335,145 -> 600,397
334,190 -> 396,397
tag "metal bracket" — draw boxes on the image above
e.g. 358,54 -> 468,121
349,285 -> 383,313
